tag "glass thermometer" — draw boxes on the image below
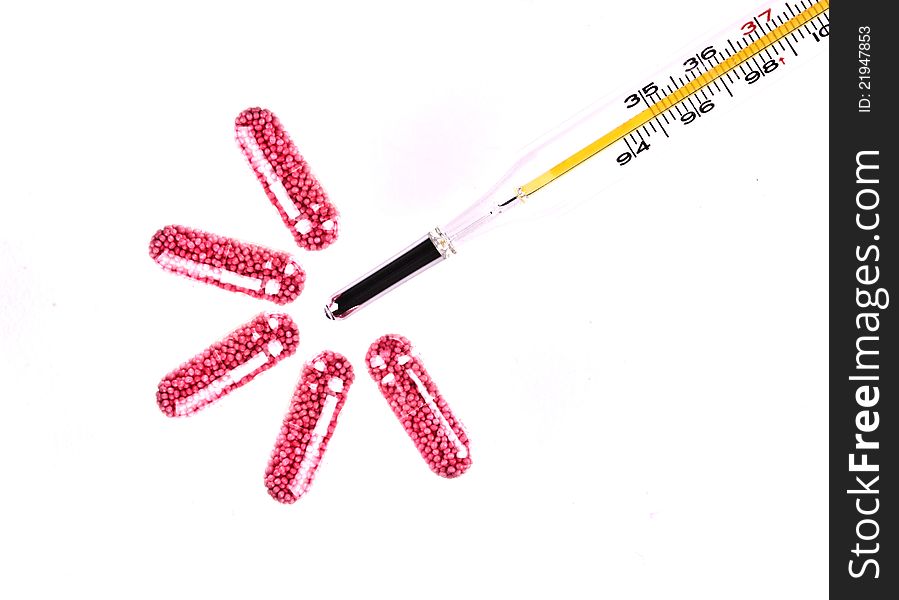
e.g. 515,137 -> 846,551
325,0 -> 830,320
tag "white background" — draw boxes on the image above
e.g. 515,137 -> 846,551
0,0 -> 827,598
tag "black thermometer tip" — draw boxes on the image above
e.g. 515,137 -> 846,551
324,234 -> 446,320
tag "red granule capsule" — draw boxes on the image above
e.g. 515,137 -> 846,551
366,335 -> 471,478
235,107 -> 339,251
265,351 -> 355,503
156,313 -> 300,417
149,225 -> 306,304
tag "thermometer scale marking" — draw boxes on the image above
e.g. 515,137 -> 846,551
519,0 -> 829,197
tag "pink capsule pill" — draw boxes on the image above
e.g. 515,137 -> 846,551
235,107 -> 339,251
366,335 -> 471,478
265,351 -> 355,503
156,313 -> 299,417
149,225 -> 306,304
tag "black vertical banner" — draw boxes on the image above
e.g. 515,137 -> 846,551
830,1 -> 895,597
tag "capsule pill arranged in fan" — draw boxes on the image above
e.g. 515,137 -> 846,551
149,225 -> 306,304
156,313 -> 299,417
265,351 -> 355,503
235,107 -> 339,251
366,334 -> 472,478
